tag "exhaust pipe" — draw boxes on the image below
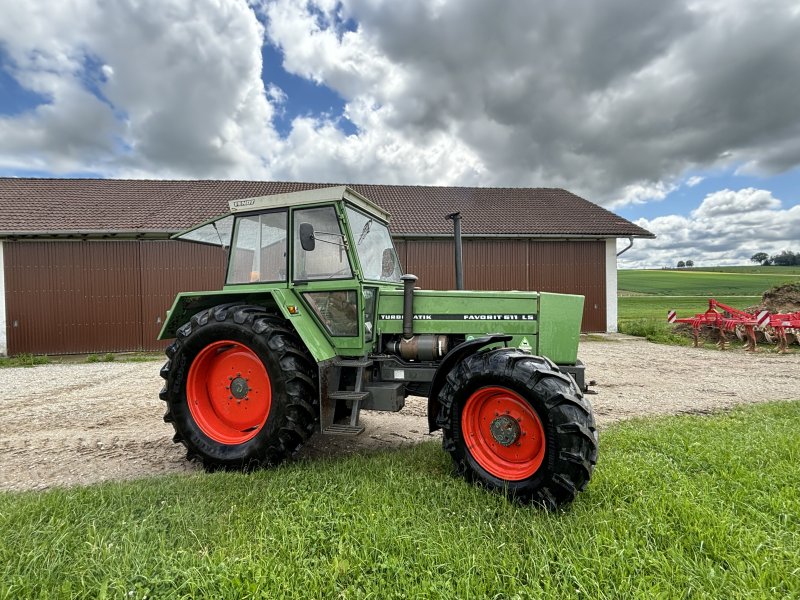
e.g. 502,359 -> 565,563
446,212 -> 463,290
401,274 -> 418,340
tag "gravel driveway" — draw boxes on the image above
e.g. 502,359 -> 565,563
1,336 -> 797,492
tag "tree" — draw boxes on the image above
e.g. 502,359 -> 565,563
677,260 -> 686,268
770,250 -> 800,266
685,260 -> 694,267
751,252 -> 769,265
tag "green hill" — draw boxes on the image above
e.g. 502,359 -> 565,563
618,268 -> 800,296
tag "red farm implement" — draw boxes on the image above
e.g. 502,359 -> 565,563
667,299 -> 800,352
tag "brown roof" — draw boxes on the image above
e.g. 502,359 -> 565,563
0,178 -> 653,238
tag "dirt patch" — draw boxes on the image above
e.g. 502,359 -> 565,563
760,283 -> 800,313
1,338 -> 798,492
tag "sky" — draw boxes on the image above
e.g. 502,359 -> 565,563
0,0 -> 799,268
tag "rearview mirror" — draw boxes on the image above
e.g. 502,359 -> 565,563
299,222 -> 316,251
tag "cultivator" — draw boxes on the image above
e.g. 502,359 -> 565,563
668,299 -> 800,352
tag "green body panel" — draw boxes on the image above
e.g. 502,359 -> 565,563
376,289 -> 583,364
158,288 -> 337,362
377,289 -> 539,353
537,292 -> 584,364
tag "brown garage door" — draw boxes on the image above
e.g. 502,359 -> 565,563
4,240 -> 225,355
395,238 -> 606,332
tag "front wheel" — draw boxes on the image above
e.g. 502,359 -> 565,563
437,348 -> 598,509
160,304 -> 318,471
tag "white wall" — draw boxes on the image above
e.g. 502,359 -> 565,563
0,241 -> 6,355
605,239 -> 618,333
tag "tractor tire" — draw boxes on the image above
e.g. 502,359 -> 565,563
159,304 -> 318,471
437,348 -> 597,509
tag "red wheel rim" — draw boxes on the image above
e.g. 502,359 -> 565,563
461,386 -> 546,481
186,340 -> 272,444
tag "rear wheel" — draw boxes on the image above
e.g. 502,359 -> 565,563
437,348 -> 597,509
160,304 -> 318,470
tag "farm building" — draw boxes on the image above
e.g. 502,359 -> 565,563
0,178 -> 653,355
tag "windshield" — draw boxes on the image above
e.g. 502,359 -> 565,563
345,207 -> 402,282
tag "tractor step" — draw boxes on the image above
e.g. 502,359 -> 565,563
329,390 -> 371,402
322,423 -> 366,436
333,358 -> 373,368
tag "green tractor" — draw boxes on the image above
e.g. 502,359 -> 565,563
159,186 -> 597,508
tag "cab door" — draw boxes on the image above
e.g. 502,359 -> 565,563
291,204 -> 364,353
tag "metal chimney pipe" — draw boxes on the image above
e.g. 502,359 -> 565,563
401,274 -> 418,340
446,212 -> 463,290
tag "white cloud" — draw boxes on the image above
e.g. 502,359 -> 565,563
263,0 -> 800,204
610,180 -> 678,209
0,0 -> 278,178
691,188 -> 782,218
0,0 -> 799,211
686,175 -> 704,187
619,188 -> 800,267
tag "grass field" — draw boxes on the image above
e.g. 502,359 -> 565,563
2,402 -> 799,599
618,269 -> 800,296
616,267 -> 799,346
684,266 -> 800,275
618,295 -> 761,322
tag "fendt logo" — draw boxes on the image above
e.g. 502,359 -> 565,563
232,199 -> 256,208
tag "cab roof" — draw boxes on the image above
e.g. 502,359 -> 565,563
227,185 -> 390,223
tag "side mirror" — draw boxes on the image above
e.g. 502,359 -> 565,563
299,222 -> 316,251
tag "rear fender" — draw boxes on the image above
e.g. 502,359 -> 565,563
158,289 -> 336,362
427,334 -> 512,432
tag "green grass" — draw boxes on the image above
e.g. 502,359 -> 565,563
684,265 -> 800,275
618,319 -> 693,345
619,269 -> 800,296
2,402 -> 799,599
0,354 -> 50,368
0,352 -> 162,368
619,295 -> 761,322
85,353 -> 116,363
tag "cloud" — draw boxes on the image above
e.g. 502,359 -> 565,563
264,0 -> 800,204
691,187 -> 781,218
0,0 -> 278,178
0,0 -> 799,207
619,188 -> 800,267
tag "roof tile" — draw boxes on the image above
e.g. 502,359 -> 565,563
0,178 -> 653,238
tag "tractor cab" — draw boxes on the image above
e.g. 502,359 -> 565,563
170,186 -> 404,353
174,186 -> 403,289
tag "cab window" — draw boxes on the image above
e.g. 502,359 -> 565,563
293,206 -> 353,280
227,211 -> 288,284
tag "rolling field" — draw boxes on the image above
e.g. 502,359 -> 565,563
619,295 -> 761,322
618,269 -> 800,296
617,268 -> 799,347
683,265 -> 800,275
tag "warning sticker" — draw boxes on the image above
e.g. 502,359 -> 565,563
518,337 -> 532,352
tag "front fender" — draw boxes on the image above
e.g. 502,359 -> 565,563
427,334 -> 512,432
158,289 -> 336,362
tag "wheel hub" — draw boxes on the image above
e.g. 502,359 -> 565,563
489,414 -> 521,447
229,375 -> 249,400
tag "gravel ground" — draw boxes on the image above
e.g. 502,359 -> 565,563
1,336 -> 797,492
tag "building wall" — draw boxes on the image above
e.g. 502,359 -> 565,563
3,240 -> 225,355
3,236 -> 609,355
0,241 -> 6,356
395,238 -> 607,332
605,239 -> 619,333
